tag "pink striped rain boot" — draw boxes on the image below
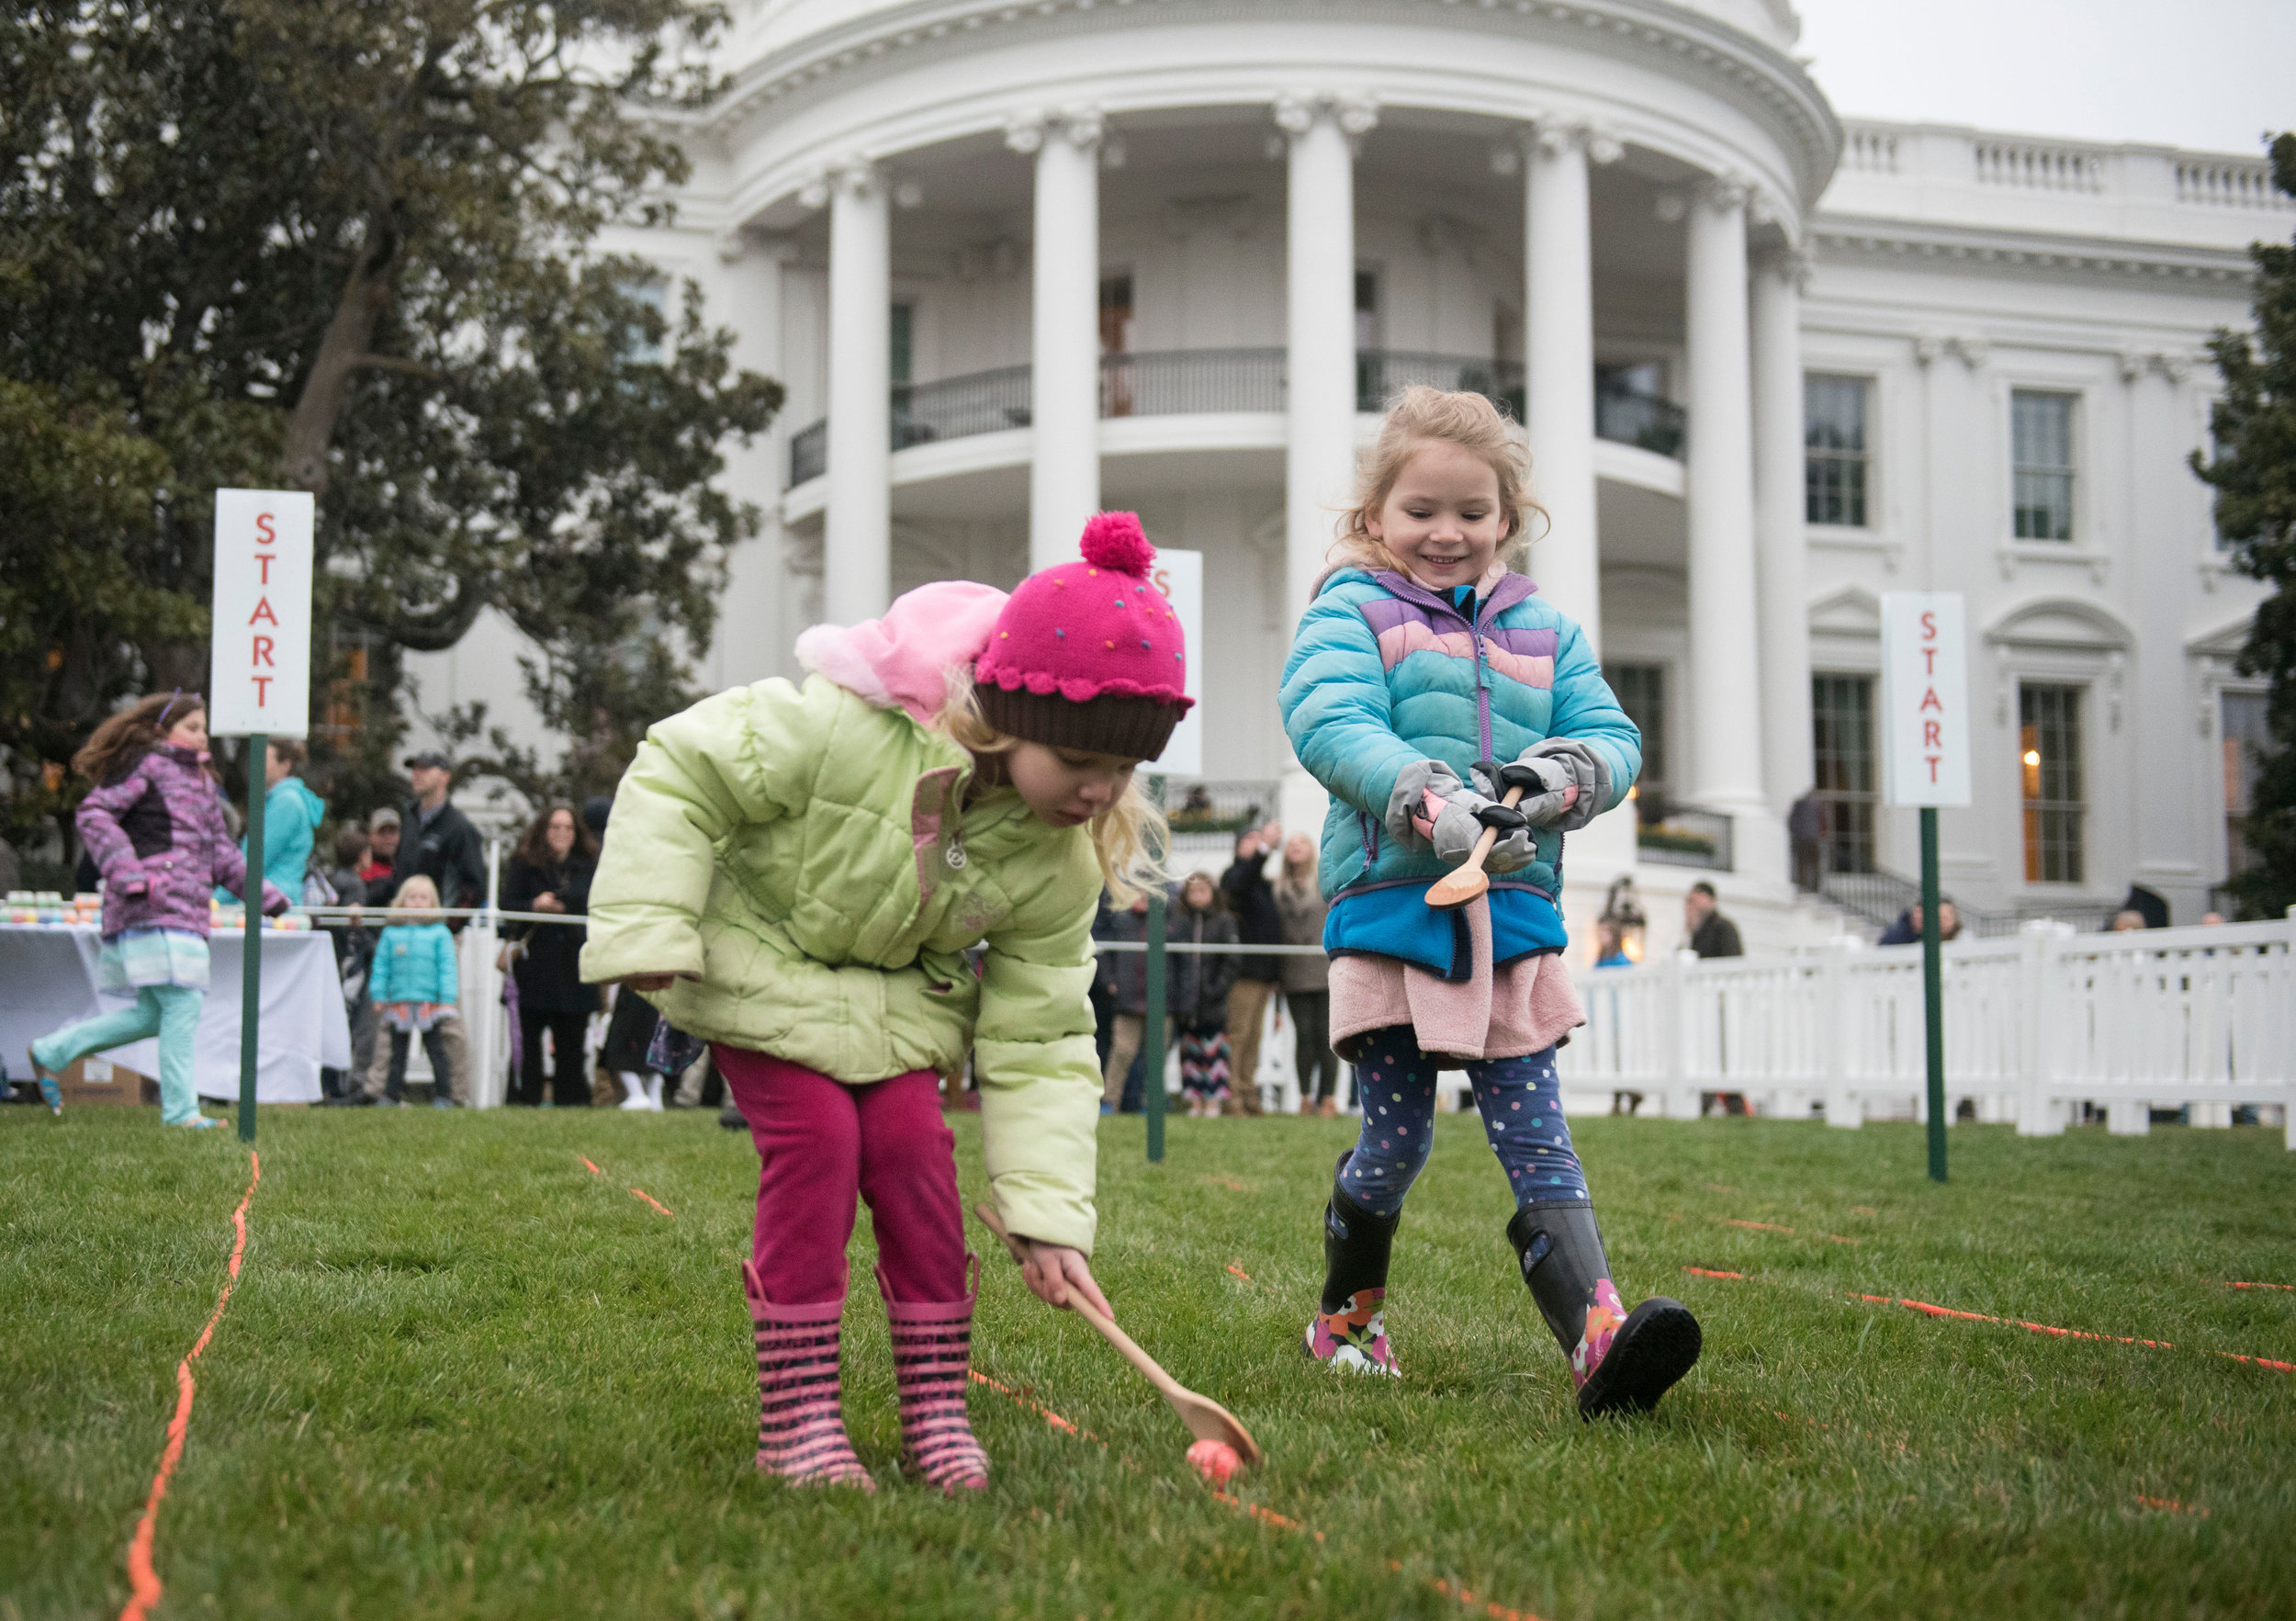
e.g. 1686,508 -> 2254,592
741,1261 -> 875,1491
877,1257 -> 990,1493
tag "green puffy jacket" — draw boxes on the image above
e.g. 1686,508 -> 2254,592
580,674 -> 1106,1253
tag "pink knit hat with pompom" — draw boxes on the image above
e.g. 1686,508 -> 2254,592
973,512 -> 1192,760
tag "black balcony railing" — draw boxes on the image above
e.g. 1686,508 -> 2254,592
1595,380 -> 1687,458
1102,347 -> 1285,416
1356,349 -> 1524,414
786,349 -> 1687,488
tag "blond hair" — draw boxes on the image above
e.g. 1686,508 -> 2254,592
390,874 -> 441,910
1329,385 -> 1545,580
938,668 -> 1166,906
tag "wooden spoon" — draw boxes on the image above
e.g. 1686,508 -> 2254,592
974,1201 -> 1262,1469
1425,782 -> 1528,909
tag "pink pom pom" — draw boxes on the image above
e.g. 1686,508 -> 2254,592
1079,511 -> 1155,577
1187,1438 -> 1241,1485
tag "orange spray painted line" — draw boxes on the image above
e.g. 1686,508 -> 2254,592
2136,1495 -> 2209,1516
578,1153 -> 674,1217
1216,1490 -> 1323,1538
119,1151 -> 261,1621
1683,1266 -> 1746,1280
1226,1262 -> 1280,1298
2226,1280 -> 2293,1291
1393,1562 -> 1548,1621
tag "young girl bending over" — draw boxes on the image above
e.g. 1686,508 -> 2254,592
582,513 -> 1187,1492
1279,387 -> 1701,1418
28,692 -> 288,1126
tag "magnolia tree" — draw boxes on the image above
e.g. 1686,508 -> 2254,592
0,0 -> 779,851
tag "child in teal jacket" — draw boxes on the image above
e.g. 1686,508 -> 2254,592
1278,386 -> 1699,1419
369,874 -> 461,1107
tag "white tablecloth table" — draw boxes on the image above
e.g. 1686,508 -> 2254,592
0,925 -> 351,1103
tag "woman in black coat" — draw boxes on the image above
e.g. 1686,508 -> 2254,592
501,803 -> 598,1106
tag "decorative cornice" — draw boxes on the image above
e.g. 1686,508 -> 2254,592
1695,172 -> 1754,212
1912,332 -> 1987,369
703,0 -> 1838,202
1811,215 -> 2253,287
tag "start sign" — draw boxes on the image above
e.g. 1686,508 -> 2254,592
1880,591 -> 1971,808
1145,547 -> 1202,780
208,490 -> 315,737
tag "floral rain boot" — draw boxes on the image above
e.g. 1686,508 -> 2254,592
1506,1202 -> 1700,1419
1304,1154 -> 1401,1376
741,1262 -> 874,1491
876,1258 -> 991,1494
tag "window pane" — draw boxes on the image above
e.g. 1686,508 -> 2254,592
889,303 -> 914,386
2010,390 -> 2076,541
2020,683 -> 2085,884
2223,690 -> 2269,875
1611,664 -> 1667,806
1804,375 -> 1870,527
1811,674 -> 1877,873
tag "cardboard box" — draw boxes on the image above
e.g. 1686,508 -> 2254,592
57,1056 -> 159,1107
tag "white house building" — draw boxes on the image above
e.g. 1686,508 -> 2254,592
409,0 -> 2284,952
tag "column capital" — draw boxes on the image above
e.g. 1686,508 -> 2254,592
1522,115 -> 1623,165
798,156 -> 880,208
1272,90 -> 1379,141
1694,171 -> 1755,213
1005,106 -> 1105,156
715,223 -> 800,265
1760,244 -> 1814,289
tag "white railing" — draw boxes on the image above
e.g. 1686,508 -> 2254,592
1842,127 -> 1900,174
1973,139 -> 2105,193
1560,913 -> 2296,1145
2175,159 -> 2292,210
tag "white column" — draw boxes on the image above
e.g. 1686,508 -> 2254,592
1277,90 -> 1375,839
1750,249 -> 1813,816
712,229 -> 793,688
819,160 -> 890,624
1683,177 -> 1770,839
1522,118 -> 1638,887
1522,119 -> 1604,647
1009,110 -> 1104,570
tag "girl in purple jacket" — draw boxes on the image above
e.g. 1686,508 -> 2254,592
27,692 -> 288,1126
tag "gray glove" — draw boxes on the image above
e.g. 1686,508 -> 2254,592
1386,760 -> 1535,873
1484,739 -> 1610,831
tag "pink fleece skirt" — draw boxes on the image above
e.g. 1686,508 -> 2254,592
1328,894 -> 1584,1063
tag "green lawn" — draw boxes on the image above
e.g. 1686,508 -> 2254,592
4,1105 -> 2292,1619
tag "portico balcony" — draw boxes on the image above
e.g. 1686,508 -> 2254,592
786,351 -> 1685,490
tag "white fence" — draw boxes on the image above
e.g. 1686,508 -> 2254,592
1561,913 -> 2296,1145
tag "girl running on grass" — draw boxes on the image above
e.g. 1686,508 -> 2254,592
581,512 -> 1187,1492
1278,386 -> 1701,1418
28,692 -> 289,1127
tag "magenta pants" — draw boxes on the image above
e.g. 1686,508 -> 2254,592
715,1045 -> 966,1307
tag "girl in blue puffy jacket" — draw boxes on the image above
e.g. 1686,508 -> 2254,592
368,874 -> 462,1107
1277,386 -> 1699,1419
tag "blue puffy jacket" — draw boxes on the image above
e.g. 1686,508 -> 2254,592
1278,565 -> 1639,975
369,922 -> 460,1005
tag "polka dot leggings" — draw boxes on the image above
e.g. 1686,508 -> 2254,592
1339,1024 -> 1587,1219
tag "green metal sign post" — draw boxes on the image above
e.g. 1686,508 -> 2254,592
1143,774 -> 1168,1164
238,733 -> 267,1143
1919,806 -> 1946,1182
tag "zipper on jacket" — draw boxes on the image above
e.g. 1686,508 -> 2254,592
1469,591 -> 1495,762
945,825 -> 967,870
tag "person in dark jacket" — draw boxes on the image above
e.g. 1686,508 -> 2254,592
1878,898 -> 1961,947
1218,820 -> 1283,1116
379,750 -> 485,1103
501,803 -> 598,1106
1683,881 -> 1743,959
392,751 -> 488,918
1170,872 -> 1240,1116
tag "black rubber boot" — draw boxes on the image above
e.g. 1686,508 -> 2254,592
1305,1152 -> 1403,1374
1506,1201 -> 1700,1419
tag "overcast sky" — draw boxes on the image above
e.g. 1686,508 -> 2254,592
1794,0 -> 2292,158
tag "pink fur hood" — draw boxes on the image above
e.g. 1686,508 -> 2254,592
792,580 -> 1011,724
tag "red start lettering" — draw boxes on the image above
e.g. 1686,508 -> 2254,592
1919,609 -> 1936,638
1919,687 -> 1941,713
252,635 -> 276,668
257,554 -> 273,585
256,512 -> 276,546
251,675 -> 272,705
248,597 -> 278,627
1924,720 -> 1941,749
